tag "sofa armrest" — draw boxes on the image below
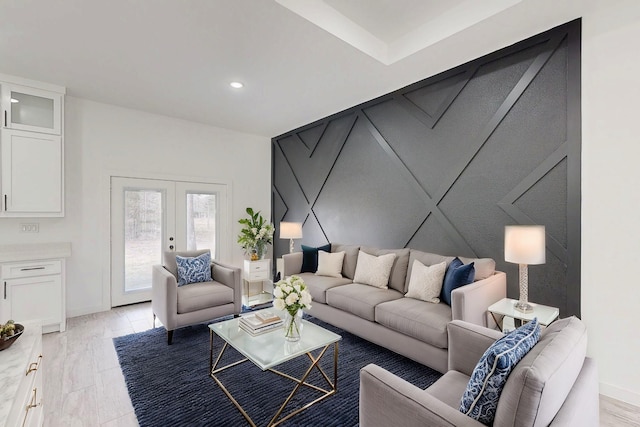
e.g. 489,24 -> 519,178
447,320 -> 503,376
360,364 -> 484,427
152,265 -> 179,330
451,271 -> 506,328
282,252 -> 303,277
211,260 -> 242,314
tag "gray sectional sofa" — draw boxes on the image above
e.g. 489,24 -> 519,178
282,243 -> 506,373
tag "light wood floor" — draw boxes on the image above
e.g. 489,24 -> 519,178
41,302 -> 639,426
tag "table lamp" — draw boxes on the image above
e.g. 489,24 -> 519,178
280,222 -> 303,253
504,225 -> 546,313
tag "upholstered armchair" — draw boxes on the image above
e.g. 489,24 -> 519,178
360,317 -> 599,427
152,249 -> 242,344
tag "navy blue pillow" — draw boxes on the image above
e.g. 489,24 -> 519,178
301,244 -> 331,273
440,257 -> 475,306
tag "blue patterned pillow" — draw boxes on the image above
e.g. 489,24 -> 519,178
460,318 -> 541,425
440,257 -> 475,306
176,252 -> 212,286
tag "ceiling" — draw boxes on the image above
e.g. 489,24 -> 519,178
0,0 -> 584,137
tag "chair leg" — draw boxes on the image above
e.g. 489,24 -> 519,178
167,330 -> 173,345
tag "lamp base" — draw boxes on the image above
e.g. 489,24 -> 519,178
514,301 -> 534,313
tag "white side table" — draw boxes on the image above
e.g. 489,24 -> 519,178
242,259 -> 272,307
488,298 -> 559,332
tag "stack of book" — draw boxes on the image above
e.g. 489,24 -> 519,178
239,310 -> 283,336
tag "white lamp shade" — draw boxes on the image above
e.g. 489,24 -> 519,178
279,222 -> 303,239
505,225 -> 546,265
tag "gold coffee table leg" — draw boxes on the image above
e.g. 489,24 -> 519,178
209,338 -> 339,427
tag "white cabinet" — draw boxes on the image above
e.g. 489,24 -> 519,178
2,259 -> 66,333
0,321 -> 44,427
1,83 -> 61,135
1,129 -> 63,215
242,259 -> 272,307
0,76 -> 65,217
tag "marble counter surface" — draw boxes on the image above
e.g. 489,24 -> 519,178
0,321 -> 42,427
0,242 -> 71,263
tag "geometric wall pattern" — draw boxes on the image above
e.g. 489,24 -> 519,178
272,20 -> 581,317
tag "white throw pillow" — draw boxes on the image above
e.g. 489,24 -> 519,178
315,251 -> 345,278
405,260 -> 447,303
353,251 -> 396,289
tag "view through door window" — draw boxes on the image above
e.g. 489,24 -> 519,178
186,193 -> 217,257
124,189 -> 162,291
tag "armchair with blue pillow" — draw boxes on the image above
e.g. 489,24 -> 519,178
360,316 -> 599,427
152,249 -> 242,344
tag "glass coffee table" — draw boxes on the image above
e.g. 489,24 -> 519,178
208,312 -> 341,427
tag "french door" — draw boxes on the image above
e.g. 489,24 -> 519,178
110,177 -> 228,307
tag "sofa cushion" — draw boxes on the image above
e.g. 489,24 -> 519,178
315,250 -> 345,278
353,251 -> 396,289
301,244 -> 331,273
493,316 -> 588,427
331,243 -> 360,279
405,260 -> 447,303
459,257 -> 496,281
295,272 -> 351,304
425,370 -> 471,410
163,249 -> 210,278
326,283 -> 402,321
405,250 -> 455,292
176,252 -> 212,286
176,281 -> 233,314
460,319 -> 540,425
441,258 -> 475,306
361,247 -> 410,293
374,298 -> 452,349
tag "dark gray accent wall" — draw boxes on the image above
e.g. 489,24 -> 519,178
272,20 -> 581,317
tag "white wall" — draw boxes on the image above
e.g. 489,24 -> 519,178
581,1 -> 640,406
0,97 -> 271,317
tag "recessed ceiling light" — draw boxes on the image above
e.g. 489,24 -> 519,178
230,81 -> 244,89
10,98 -> 19,103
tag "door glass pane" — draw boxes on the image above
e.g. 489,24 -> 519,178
11,91 -> 55,129
124,189 -> 162,292
186,193 -> 216,257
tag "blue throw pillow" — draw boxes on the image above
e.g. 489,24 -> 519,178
176,252 -> 212,286
440,257 -> 475,306
301,244 -> 331,273
460,318 -> 541,425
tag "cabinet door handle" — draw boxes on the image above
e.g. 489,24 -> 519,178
3,282 -> 5,299
20,267 -> 46,271
3,194 -> 6,211
26,355 -> 43,375
3,110 -> 6,127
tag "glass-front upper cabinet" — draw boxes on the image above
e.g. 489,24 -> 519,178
1,83 -> 62,135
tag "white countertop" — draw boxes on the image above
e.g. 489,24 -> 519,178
0,321 -> 42,426
0,242 -> 71,262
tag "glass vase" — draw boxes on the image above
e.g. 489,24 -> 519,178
284,310 -> 303,342
253,242 -> 267,260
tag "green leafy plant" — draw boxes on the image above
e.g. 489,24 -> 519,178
237,207 -> 274,258
0,320 -> 16,339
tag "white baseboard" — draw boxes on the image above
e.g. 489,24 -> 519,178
600,382 -> 640,407
66,304 -> 109,319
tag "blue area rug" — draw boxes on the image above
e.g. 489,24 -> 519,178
114,316 -> 442,426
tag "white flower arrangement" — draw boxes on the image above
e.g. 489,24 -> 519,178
273,275 -> 312,315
